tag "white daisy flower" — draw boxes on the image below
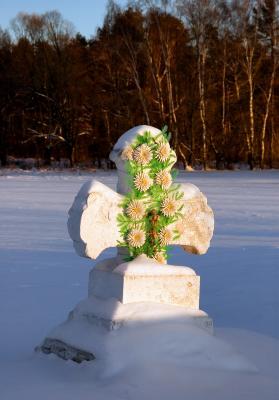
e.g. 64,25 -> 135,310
159,227 -> 173,245
127,229 -> 146,248
121,145 -> 134,161
133,144 -> 153,165
161,196 -> 178,217
134,172 -> 152,192
155,170 -> 172,190
126,200 -> 145,221
156,141 -> 171,162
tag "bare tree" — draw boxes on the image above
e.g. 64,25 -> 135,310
118,9 -> 151,124
11,13 -> 45,43
258,0 -> 279,168
1,2 -> 279,169
177,0 -> 218,169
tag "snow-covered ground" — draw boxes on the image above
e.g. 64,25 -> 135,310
0,169 -> 278,400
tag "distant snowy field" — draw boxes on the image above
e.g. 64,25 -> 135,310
0,170 -> 278,400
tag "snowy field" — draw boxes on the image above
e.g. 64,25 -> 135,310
0,169 -> 278,400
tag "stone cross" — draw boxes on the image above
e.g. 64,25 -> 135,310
68,125 -> 214,259
38,125 -> 214,363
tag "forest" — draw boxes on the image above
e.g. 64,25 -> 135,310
0,0 -> 278,170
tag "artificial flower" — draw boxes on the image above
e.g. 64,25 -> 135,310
156,141 -> 171,162
133,144 -> 153,165
121,145 -> 134,161
127,228 -> 146,248
126,200 -> 145,221
134,172 -> 152,192
153,252 -> 166,264
155,170 -> 172,189
161,196 -> 178,217
159,227 -> 173,245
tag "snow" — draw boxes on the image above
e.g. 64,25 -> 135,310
114,254 -> 196,275
0,169 -> 279,399
71,295 -> 208,322
109,125 -> 161,161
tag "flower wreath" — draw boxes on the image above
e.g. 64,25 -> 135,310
117,127 -> 184,264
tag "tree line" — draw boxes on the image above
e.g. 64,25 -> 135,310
0,0 -> 278,169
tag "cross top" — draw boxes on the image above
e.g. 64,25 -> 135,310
110,125 -> 177,195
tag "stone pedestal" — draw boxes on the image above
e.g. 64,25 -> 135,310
38,294 -> 213,363
37,255 -> 213,363
89,255 -> 200,309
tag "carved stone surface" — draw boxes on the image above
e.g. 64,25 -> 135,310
68,180 -> 122,259
171,185 -> 214,255
89,255 -> 200,309
68,180 -> 214,259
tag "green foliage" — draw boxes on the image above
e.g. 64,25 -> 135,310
117,128 -> 184,263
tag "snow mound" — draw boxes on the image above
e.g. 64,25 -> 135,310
103,319 -> 257,377
45,297 -> 256,376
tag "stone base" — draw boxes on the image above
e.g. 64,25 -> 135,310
37,338 -> 95,363
37,295 -> 213,363
37,256 -> 213,363
73,295 -> 213,332
89,255 -> 200,309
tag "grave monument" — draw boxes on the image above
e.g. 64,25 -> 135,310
37,125 -> 214,363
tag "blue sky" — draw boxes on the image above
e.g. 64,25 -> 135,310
0,0 -> 128,38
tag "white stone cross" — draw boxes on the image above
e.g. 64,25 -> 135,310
68,125 -> 214,260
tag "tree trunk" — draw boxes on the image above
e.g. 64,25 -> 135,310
0,149 -> 7,166
221,43 -> 227,142
44,146 -> 52,166
248,74 -> 255,169
66,143 -> 75,167
198,50 -> 207,169
189,111 -> 195,167
177,144 -> 187,169
122,34 -> 150,125
259,68 -> 275,169
145,33 -> 166,122
0,129 -> 7,166
166,60 -> 179,149
154,14 -> 179,149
